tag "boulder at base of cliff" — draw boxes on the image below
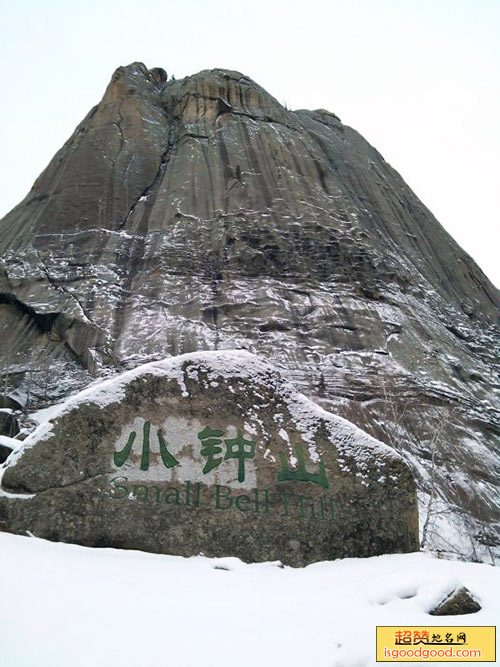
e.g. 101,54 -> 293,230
0,351 -> 419,566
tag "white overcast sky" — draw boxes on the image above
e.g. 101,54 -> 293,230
1,0 -> 499,287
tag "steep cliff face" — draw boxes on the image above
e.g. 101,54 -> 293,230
1,62 -> 499,559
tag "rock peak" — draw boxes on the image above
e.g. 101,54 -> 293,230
105,62 -> 288,117
0,61 -> 499,563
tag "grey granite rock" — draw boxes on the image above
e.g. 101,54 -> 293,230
0,63 -> 498,560
0,351 -> 419,565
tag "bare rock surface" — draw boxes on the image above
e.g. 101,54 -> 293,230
0,63 -> 499,560
429,585 -> 481,616
0,351 -> 419,565
0,444 -> 12,464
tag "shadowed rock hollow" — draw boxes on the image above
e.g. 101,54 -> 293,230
0,62 -> 499,560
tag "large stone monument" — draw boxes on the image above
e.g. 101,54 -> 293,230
0,351 -> 418,565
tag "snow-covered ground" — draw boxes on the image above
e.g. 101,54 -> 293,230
1,533 -> 498,667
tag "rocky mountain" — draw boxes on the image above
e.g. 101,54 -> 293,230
1,62 -> 499,560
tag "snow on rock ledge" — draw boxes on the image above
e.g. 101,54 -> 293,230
0,350 -> 419,565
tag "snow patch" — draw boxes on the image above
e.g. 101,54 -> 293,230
1,534 -> 498,667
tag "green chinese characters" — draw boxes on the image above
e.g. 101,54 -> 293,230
114,421 -> 179,471
198,427 -> 255,482
278,442 -> 328,489
114,421 -> 329,490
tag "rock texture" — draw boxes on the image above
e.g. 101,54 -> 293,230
0,351 -> 419,565
429,586 -> 481,616
0,63 -> 499,560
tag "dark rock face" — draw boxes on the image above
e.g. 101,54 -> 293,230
0,410 -> 18,438
0,62 -> 498,560
0,444 -> 12,464
429,586 -> 481,616
0,352 -> 419,565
